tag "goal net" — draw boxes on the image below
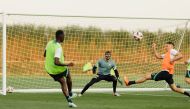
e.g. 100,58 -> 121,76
0,13 -> 190,94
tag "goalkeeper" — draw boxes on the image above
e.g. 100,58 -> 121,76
79,51 -> 122,96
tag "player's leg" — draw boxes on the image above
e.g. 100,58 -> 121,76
104,75 -> 119,96
112,77 -> 117,95
185,70 -> 190,84
58,77 -> 71,101
169,83 -> 190,97
80,75 -> 101,95
164,73 -> 190,97
50,72 -> 77,107
124,73 -> 151,86
66,69 -> 77,98
57,77 -> 77,107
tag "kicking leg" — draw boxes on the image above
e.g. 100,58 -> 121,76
124,74 -> 151,86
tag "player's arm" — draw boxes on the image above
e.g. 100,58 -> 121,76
170,52 -> 183,63
44,50 -> 46,57
54,58 -> 74,66
92,60 -> 100,74
44,44 -> 48,57
112,66 -> 119,78
112,61 -> 119,78
92,65 -> 97,74
54,48 -> 74,66
184,59 -> 190,65
112,62 -> 122,85
152,43 -> 162,59
114,69 -> 123,85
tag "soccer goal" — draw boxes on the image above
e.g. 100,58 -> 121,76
0,13 -> 190,95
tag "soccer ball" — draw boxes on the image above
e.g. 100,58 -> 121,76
6,86 -> 14,93
133,32 -> 143,41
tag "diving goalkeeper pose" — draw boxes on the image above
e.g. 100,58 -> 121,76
79,51 -> 122,96
124,42 -> 190,97
44,30 -> 77,108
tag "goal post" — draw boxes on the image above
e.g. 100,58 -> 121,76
2,12 -> 7,95
0,13 -> 190,94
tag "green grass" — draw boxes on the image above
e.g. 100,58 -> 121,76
0,91 -> 189,109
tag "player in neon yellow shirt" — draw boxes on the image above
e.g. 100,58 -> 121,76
184,59 -> 190,84
44,30 -> 77,108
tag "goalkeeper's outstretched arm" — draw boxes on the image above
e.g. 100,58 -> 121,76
114,69 -> 119,78
113,68 -> 123,85
44,50 -> 46,57
92,65 -> 97,74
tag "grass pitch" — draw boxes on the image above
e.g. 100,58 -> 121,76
0,91 -> 189,109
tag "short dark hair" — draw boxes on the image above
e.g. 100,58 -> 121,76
55,30 -> 64,38
105,51 -> 111,55
166,42 -> 175,47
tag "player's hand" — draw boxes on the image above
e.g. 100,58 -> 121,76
117,77 -> 123,85
67,62 -> 74,66
170,60 -> 174,64
152,43 -> 156,49
184,61 -> 188,65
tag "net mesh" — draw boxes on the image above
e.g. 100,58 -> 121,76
1,14 -> 190,91
0,13 -> 2,90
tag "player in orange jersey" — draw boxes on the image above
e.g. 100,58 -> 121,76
124,42 -> 190,97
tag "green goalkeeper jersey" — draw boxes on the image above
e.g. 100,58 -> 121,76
45,40 -> 67,75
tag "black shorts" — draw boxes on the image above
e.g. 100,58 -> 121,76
49,69 -> 69,81
92,74 -> 117,82
151,71 -> 174,84
185,70 -> 190,78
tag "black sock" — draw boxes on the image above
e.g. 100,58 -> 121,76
184,91 -> 190,97
66,96 -> 72,103
128,81 -> 136,85
113,80 -> 117,93
69,92 -> 73,96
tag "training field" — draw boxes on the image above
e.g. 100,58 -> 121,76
0,91 -> 189,109
0,12 -> 190,109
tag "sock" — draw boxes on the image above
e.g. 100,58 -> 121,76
69,92 -> 73,96
184,91 -> 190,97
66,96 -> 72,103
113,81 -> 117,93
128,81 -> 136,85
